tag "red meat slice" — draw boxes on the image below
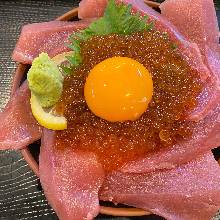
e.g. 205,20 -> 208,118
39,129 -> 105,220
78,0 -> 108,19
121,102 -> 220,173
0,81 -> 41,150
12,20 -> 91,64
160,0 -> 220,121
100,152 -> 220,220
160,0 -> 219,53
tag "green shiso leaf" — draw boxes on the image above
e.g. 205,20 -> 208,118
63,0 -> 154,74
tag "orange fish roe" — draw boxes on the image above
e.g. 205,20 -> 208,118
55,31 -> 202,172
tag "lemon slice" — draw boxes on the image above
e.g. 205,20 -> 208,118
30,94 -> 67,130
52,51 -> 73,65
30,52 -> 71,130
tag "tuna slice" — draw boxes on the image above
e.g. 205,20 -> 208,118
121,102 -> 220,173
100,152 -> 220,220
12,20 -> 91,64
78,0 -> 108,19
160,0 -> 219,53
0,81 -> 41,150
160,0 -> 220,121
39,129 -> 105,220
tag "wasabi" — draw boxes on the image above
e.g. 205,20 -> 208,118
27,52 -> 63,108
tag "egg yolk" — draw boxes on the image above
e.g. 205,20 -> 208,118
84,57 -> 153,122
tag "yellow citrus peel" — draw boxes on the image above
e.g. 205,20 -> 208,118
30,94 -> 67,130
30,52 -> 71,130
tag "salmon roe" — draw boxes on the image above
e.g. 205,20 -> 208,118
55,31 -> 202,172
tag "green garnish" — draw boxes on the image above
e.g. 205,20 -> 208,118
64,0 -> 154,74
27,53 -> 63,108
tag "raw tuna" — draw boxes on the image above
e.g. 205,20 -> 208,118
78,0 -> 108,19
39,129 -> 105,220
160,0 -> 220,121
121,103 -> 220,173
160,0 -> 219,53
0,81 -> 41,150
101,152 -> 220,220
12,20 -> 91,64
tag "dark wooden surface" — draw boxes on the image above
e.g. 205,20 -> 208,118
0,0 -> 219,219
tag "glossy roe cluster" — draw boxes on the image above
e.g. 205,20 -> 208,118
56,31 -> 202,172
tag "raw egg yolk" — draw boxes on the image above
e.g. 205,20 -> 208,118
84,57 -> 153,122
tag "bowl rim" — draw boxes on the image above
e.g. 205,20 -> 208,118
13,1 -> 159,217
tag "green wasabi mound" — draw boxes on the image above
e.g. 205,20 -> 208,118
27,52 -> 63,108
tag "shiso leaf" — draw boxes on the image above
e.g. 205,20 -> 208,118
63,0 -> 154,74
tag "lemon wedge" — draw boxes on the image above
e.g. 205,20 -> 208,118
30,94 -> 67,130
30,52 -> 72,130
52,51 -> 73,65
